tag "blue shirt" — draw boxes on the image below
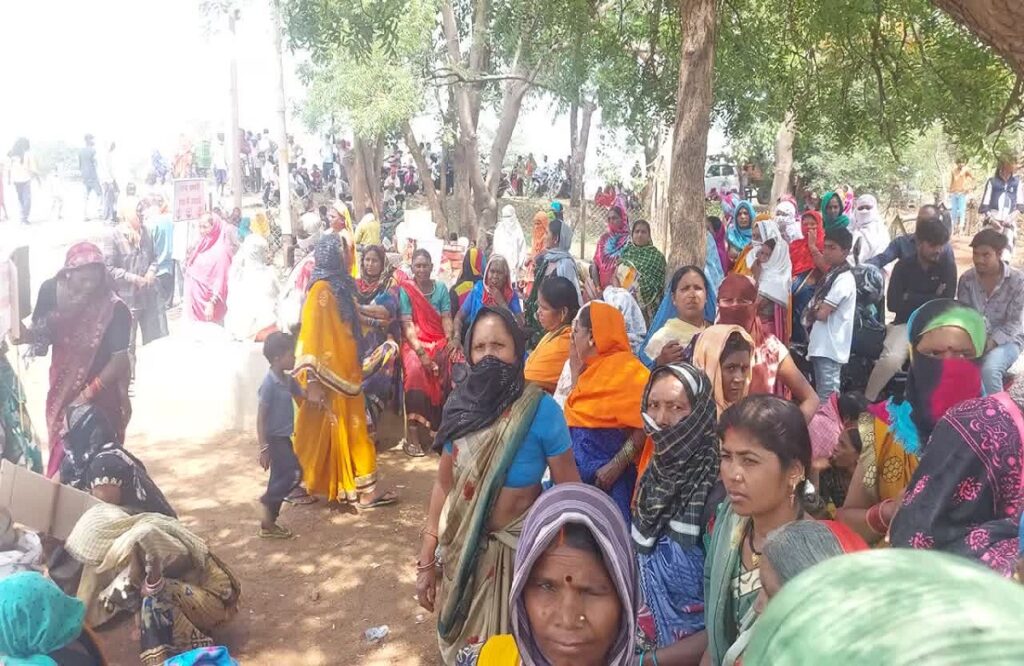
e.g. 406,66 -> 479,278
258,370 -> 302,438
444,394 -> 571,487
866,234 -> 954,270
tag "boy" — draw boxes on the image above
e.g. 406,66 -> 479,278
808,228 -> 857,401
257,332 -> 304,539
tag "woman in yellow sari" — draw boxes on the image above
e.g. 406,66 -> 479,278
292,235 -> 396,507
838,299 -> 986,545
523,275 -> 579,392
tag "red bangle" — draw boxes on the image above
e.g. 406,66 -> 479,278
866,502 -> 889,535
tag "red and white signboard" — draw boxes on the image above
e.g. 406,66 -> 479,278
173,178 -> 208,222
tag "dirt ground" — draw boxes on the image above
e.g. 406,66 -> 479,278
95,422 -> 443,665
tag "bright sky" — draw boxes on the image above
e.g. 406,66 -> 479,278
1,0 -> 724,187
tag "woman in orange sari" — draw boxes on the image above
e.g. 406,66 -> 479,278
523,276 -> 579,393
565,301 -> 650,523
292,235 -> 396,507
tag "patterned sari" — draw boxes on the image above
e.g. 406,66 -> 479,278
355,249 -> 400,435
620,242 -> 667,323
437,385 -> 544,662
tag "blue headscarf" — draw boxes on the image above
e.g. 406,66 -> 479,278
0,572 -> 85,666
704,230 -> 725,320
309,234 -> 364,356
639,265 -> 714,369
726,200 -> 756,251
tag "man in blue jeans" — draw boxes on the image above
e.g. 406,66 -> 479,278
957,228 -> 1024,395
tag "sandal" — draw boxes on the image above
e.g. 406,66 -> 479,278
258,525 -> 294,539
359,490 -> 399,510
402,439 -> 426,458
283,489 -> 318,505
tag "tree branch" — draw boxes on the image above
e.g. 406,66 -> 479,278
987,74 -> 1024,135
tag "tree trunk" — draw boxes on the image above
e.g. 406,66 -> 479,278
932,0 -> 1024,76
403,121 -> 448,234
269,0 -> 293,264
569,99 -> 595,231
666,0 -> 717,269
351,135 -> 380,217
770,110 -> 796,204
454,142 -> 475,236
228,11 -> 242,212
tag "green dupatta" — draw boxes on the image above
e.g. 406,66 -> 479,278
704,500 -> 750,665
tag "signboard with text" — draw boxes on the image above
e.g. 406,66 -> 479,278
173,178 -> 208,222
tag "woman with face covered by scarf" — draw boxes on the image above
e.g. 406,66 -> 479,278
747,218 -> 791,343
632,364 -> 725,661
455,483 -> 639,666
415,307 -> 580,662
716,275 -> 819,421
838,299 -> 987,546
593,200 -> 631,289
788,210 -> 829,344
850,193 -> 890,264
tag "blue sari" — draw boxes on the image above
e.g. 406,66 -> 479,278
570,427 -> 636,524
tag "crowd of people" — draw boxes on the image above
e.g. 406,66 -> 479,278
2,144 -> 1024,664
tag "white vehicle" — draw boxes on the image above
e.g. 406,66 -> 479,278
705,162 -> 739,198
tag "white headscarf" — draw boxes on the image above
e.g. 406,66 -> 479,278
493,204 -> 527,276
225,234 -> 280,340
750,218 -> 792,306
851,194 -> 890,264
774,200 -> 802,242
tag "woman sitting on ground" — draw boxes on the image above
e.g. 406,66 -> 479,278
415,307 -> 579,662
631,364 -> 725,663
641,266 -> 711,368
523,276 -> 579,393
15,242 -> 132,477
721,520 -> 867,665
564,302 -> 650,523
449,247 -> 483,322
620,218 -> 667,323
61,403 -> 175,516
890,380 -> 1024,577
715,274 -> 819,421
743,550 -> 1024,665
692,325 -> 754,417
702,395 -> 814,665
397,248 -> 458,457
453,254 -> 524,342
65,503 -> 241,665
455,483 -> 638,666
838,299 -> 986,546
0,571 -> 108,666
292,235 -> 397,507
806,392 -> 869,519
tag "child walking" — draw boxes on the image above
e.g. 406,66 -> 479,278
257,332 -> 304,538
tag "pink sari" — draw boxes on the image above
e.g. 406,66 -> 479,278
185,218 -> 234,323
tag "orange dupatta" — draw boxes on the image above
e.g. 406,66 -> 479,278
564,301 -> 649,429
524,326 -> 571,392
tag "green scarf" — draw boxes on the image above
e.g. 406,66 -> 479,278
705,500 -> 750,665
620,242 -> 667,320
820,191 -> 850,231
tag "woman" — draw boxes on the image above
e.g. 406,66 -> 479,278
725,200 -> 756,267
450,247 -> 484,314
850,193 -> 890,264
0,572 -> 108,665
620,219 -> 667,322
721,520 -> 867,665
398,248 -> 457,457
325,201 -> 359,279
524,276 -> 579,393
748,219 -> 791,343
415,307 -> 579,662
525,217 -> 581,345
65,503 -> 241,663
642,266 -> 711,368
703,395 -> 813,665
494,204 -> 527,282
355,245 -> 401,439
522,210 -> 550,297
692,325 -> 754,416
564,302 -> 650,522
292,235 -> 396,506
707,216 -> 730,277
773,198 -> 801,243
788,210 -> 828,344
225,234 -> 279,341
820,190 -> 851,231
593,201 -> 630,289
453,254 -> 523,341
106,207 -> 167,351
839,299 -> 986,545
632,364 -> 724,662
601,262 -> 648,354
16,242 -> 131,477
806,393 -> 869,519
890,379 -> 1024,576
184,214 -> 233,324
743,550 -> 1024,665
61,403 -> 175,517
716,274 -> 819,421
0,341 -> 41,471
455,483 -> 638,666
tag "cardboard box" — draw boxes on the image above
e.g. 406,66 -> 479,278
0,460 -> 99,541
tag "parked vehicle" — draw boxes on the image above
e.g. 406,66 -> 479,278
705,162 -> 739,199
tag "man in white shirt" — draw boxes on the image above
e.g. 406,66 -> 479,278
212,133 -> 229,197
807,227 -> 857,401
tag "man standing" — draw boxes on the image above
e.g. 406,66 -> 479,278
979,153 -> 1023,258
79,134 -> 102,220
864,213 -> 957,400
100,141 -> 119,223
957,228 -> 1024,395
321,135 -> 335,183
948,157 -> 974,235
212,132 -> 229,198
